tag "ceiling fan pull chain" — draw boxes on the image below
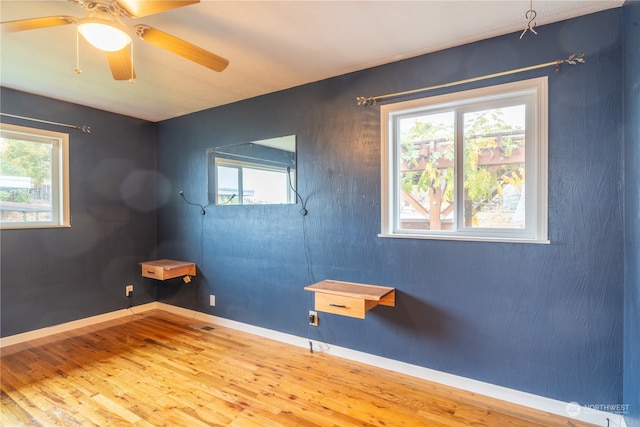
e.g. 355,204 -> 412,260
129,41 -> 135,83
74,29 -> 82,75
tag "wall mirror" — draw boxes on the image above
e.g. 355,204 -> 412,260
207,135 -> 296,205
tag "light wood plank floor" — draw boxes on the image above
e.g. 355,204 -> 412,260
1,310 -> 595,427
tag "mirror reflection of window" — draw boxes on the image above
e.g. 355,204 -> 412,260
215,159 -> 294,204
207,135 -> 296,205
242,166 -> 291,204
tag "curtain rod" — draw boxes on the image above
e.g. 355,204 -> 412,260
0,113 -> 91,134
356,52 -> 585,107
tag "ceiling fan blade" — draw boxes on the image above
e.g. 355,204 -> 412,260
135,25 -> 228,72
116,0 -> 199,18
105,48 -> 136,81
1,16 -> 76,33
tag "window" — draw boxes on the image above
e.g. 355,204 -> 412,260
214,158 -> 294,205
0,123 -> 70,229
381,77 -> 548,243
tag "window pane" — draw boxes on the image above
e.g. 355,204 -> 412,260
242,168 -> 289,204
397,111 -> 455,231
217,165 -> 239,204
462,105 -> 526,229
0,137 -> 53,223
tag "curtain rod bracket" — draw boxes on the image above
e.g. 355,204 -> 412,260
356,96 -> 376,107
357,52 -> 585,107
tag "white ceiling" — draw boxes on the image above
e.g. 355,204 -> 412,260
1,0 -> 623,122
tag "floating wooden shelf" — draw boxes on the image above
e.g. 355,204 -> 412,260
140,259 -> 196,281
304,280 -> 395,319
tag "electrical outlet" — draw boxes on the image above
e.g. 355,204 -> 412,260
125,284 -> 133,297
209,295 -> 216,306
309,310 -> 318,326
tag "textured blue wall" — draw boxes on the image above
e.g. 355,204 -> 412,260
157,10 -> 624,405
0,88 -> 158,336
624,1 -> 640,425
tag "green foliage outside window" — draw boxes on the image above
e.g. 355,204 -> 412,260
0,138 -> 52,204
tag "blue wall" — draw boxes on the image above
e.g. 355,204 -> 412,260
0,88 -> 158,336
157,9 -> 624,406
623,1 -> 640,425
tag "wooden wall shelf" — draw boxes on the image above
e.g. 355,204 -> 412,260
140,259 -> 196,281
304,280 -> 395,319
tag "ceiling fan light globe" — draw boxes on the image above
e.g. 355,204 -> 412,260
78,20 -> 131,52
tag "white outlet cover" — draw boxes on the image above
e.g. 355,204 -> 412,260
210,295 -> 216,306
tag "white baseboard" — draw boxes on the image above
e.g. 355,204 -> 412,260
0,302 -> 626,427
0,302 -> 158,348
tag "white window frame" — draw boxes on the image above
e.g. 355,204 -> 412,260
380,77 -> 548,243
0,123 -> 70,229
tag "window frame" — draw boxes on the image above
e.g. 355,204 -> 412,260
380,77 -> 549,244
0,123 -> 70,229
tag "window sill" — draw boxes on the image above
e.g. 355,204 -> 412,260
0,223 -> 71,230
378,232 -> 550,244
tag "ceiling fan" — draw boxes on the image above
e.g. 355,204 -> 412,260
1,0 -> 229,81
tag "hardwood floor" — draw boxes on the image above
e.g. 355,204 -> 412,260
1,310 -> 595,427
